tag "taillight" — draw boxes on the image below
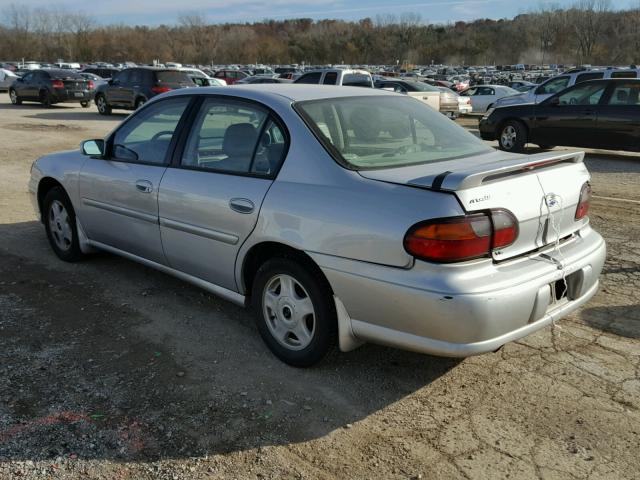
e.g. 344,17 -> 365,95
52,80 -> 64,89
404,209 -> 518,263
575,182 -> 591,220
88,80 -> 95,90
151,86 -> 172,94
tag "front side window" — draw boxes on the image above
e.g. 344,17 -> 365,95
181,98 -> 286,176
556,82 -> 606,106
576,72 -> 603,83
111,97 -> 190,164
296,96 -> 491,170
537,76 -> 570,95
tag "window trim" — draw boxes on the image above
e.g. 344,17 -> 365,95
104,95 -> 198,167
167,94 -> 291,180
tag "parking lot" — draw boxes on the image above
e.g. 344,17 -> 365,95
0,97 -> 638,479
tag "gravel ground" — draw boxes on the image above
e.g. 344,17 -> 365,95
0,98 -> 638,480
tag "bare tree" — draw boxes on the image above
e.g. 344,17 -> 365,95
571,0 -> 611,63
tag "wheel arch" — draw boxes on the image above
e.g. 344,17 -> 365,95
240,241 -> 333,299
37,177 -> 66,223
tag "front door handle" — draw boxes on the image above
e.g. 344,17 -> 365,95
135,180 -> 153,193
229,198 -> 254,214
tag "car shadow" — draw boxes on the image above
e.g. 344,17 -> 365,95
581,304 -> 640,339
0,221 -> 461,462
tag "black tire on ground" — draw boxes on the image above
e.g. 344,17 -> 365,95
498,120 -> 527,153
95,94 -> 112,115
251,257 -> 338,367
135,97 -> 146,109
9,88 -> 21,105
42,187 -> 85,263
40,90 -> 53,108
80,101 -> 90,108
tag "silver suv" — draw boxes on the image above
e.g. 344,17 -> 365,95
495,67 -> 640,107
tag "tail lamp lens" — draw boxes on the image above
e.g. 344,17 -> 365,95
151,86 -> 172,94
88,80 -> 95,90
575,182 -> 591,220
404,209 -> 518,263
52,80 -> 64,89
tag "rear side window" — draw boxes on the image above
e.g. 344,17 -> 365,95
155,71 -> 190,84
111,97 -> 190,164
576,72 -> 603,83
181,99 -> 287,176
323,72 -> 338,85
610,71 -> 638,79
556,82 -> 607,106
296,72 -> 322,84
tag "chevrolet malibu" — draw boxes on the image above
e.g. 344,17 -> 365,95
28,85 -> 606,367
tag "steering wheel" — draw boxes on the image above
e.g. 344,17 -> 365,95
151,130 -> 174,141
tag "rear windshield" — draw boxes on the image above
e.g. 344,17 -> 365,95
48,70 -> 83,79
296,96 -> 491,170
404,81 -> 439,92
342,73 -> 372,87
155,70 -> 191,83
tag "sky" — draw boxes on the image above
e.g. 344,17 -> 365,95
0,0 -> 635,25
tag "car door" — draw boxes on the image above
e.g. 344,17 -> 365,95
107,70 -> 130,105
122,69 -> 143,106
158,96 -> 288,291
532,81 -> 607,148
77,96 -> 192,264
471,87 -> 495,112
15,72 -> 34,99
596,81 -> 640,150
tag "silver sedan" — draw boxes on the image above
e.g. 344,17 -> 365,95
28,85 -> 605,366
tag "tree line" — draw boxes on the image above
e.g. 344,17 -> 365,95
0,0 -> 636,67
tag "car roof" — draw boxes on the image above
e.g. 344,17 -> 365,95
165,84 -> 395,102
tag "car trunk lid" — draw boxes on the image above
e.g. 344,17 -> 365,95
359,150 -> 591,261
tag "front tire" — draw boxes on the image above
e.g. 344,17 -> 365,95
43,187 -> 84,262
251,258 -> 337,367
95,94 -> 111,115
498,120 -> 527,153
80,101 -> 90,108
9,88 -> 21,105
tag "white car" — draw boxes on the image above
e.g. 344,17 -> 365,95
179,68 -> 227,87
439,87 -> 472,115
459,85 -> 519,112
0,68 -> 19,92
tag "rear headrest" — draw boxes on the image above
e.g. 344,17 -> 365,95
223,123 -> 257,157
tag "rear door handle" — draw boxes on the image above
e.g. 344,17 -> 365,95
135,180 -> 153,193
229,198 -> 254,214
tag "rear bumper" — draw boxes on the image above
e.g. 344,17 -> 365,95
52,90 -> 91,103
312,225 -> 606,357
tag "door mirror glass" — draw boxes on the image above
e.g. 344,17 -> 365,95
81,139 -> 105,156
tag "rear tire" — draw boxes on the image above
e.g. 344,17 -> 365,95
43,187 -> 84,263
9,88 -> 21,105
95,94 -> 111,115
498,120 -> 527,153
80,101 -> 90,108
251,257 -> 337,367
40,90 -> 52,108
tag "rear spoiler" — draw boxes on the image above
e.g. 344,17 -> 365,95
421,151 -> 585,191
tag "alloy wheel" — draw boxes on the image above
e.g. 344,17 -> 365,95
501,125 -> 517,149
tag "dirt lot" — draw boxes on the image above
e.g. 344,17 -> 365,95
0,97 -> 638,480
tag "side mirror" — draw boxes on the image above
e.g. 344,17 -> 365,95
81,139 -> 105,157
